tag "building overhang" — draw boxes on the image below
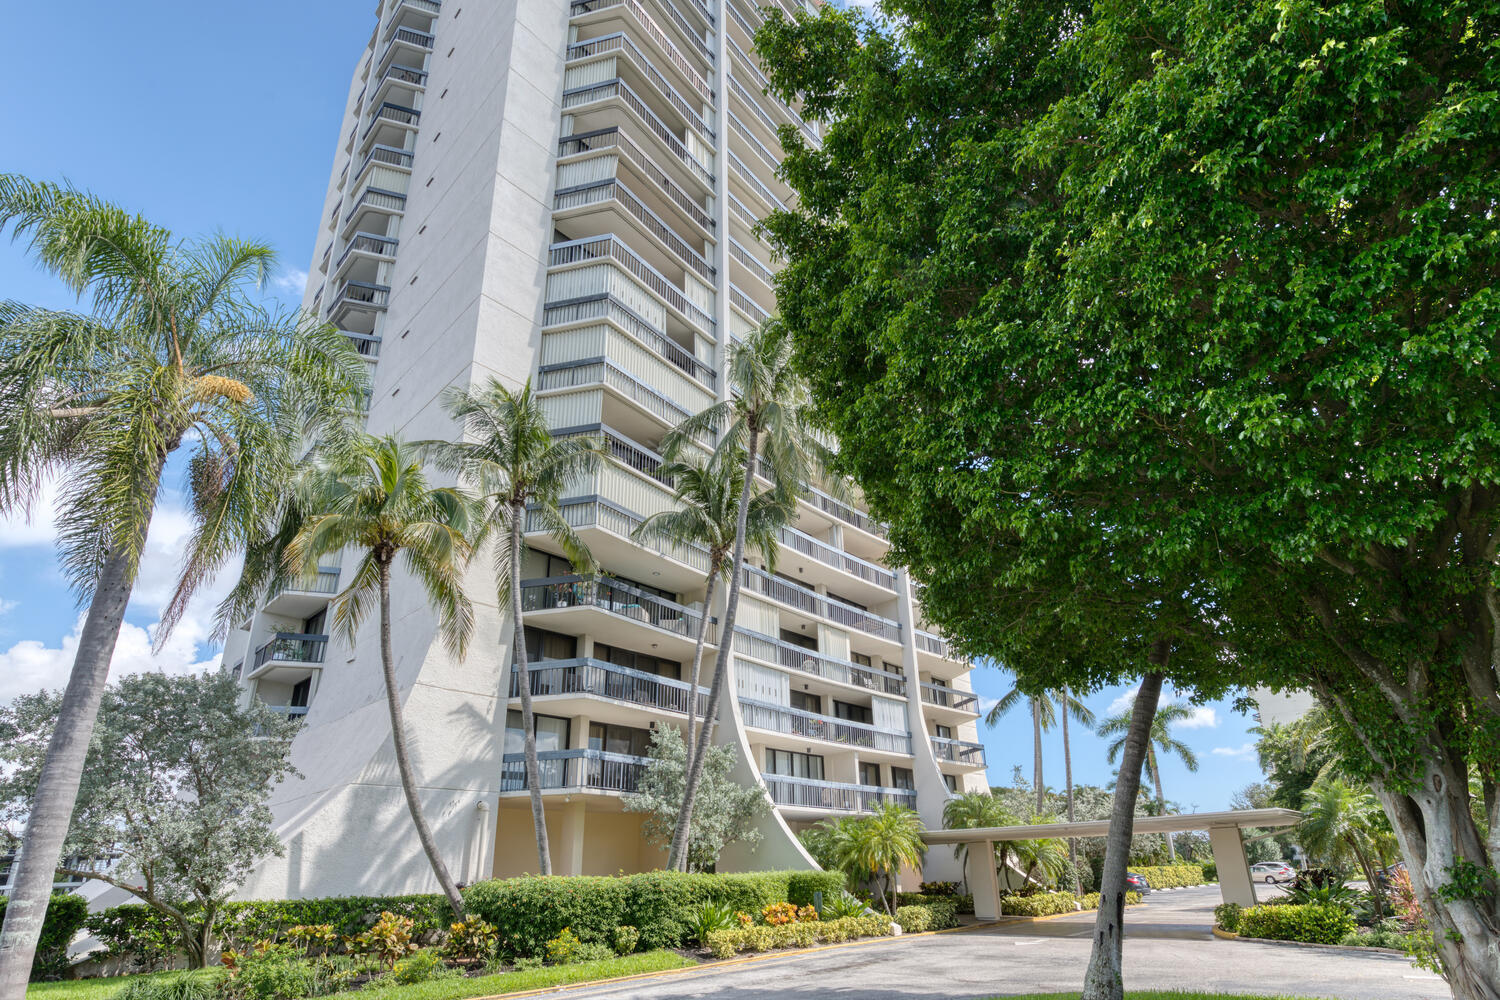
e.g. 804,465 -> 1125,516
920,807 -> 1302,846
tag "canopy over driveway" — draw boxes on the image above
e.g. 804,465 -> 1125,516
922,807 -> 1302,919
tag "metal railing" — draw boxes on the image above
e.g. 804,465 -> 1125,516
761,774 -> 918,813
538,357 -> 694,428
253,633 -> 329,669
354,145 -> 415,185
567,33 -> 714,140
500,749 -> 648,793
725,29 -> 819,145
537,497 -> 711,573
336,232 -> 399,271
728,237 -> 775,288
343,187 -> 407,225
549,234 -> 715,334
916,630 -> 954,658
333,280 -> 391,311
740,698 -> 912,753
740,566 -> 901,641
540,294 -> 716,389
570,0 -> 715,77
555,424 -> 674,486
521,575 -> 715,643
269,569 -> 340,598
379,64 -> 429,88
733,630 -> 906,695
554,179 -> 713,281
727,110 -> 783,177
561,78 -> 714,188
510,658 -> 709,716
386,26 -> 435,50
931,736 -> 987,766
268,705 -> 311,720
919,683 -> 979,712
810,485 -> 888,539
729,283 -> 771,326
363,102 -> 421,140
344,332 -> 382,357
775,525 -> 896,590
560,127 -> 713,227
728,149 -> 786,213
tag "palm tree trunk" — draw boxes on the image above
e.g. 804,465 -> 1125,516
670,429 -> 760,871
1062,690 -> 1080,895
377,559 -> 465,916
1149,748 -> 1175,862
0,544 -> 137,999
1081,666 -> 1165,1000
510,510 -> 551,876
1033,699 -> 1045,816
681,568 -> 718,780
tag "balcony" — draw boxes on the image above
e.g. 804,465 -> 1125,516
566,32 -> 714,142
775,525 -> 896,591
739,566 -> 902,642
500,749 -> 648,793
538,496 -> 712,576
521,575 -> 716,644
510,658 -> 708,716
268,705 -> 310,723
351,145 -> 415,195
549,234 -> 715,338
919,683 -> 979,713
252,633 -> 328,669
554,178 -> 713,282
571,0 -> 714,92
342,187 -> 407,238
762,774 -> 918,814
740,699 -> 912,754
931,736 -> 987,767
335,232 -> 399,275
344,331 -> 382,359
379,27 -> 435,72
916,630 -> 959,659
538,331 -> 712,426
330,280 -> 390,319
725,31 -> 819,147
542,290 -> 716,391
560,127 -> 713,230
733,632 -> 906,696
561,77 -> 713,189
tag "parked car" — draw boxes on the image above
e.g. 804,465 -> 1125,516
1125,872 -> 1151,893
1251,861 -> 1297,884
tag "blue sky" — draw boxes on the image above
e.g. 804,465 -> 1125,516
0,0 -> 1269,808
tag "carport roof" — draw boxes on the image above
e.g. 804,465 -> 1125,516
920,807 -> 1301,845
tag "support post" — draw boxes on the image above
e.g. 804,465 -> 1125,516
1209,826 -> 1258,908
968,840 -> 1002,921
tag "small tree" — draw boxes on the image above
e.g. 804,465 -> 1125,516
0,672 -> 298,968
829,803 -> 925,915
623,726 -> 765,872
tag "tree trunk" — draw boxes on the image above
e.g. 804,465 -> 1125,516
670,429 -> 760,872
1062,690 -> 1080,895
681,569 -> 718,780
1033,699 -> 1045,816
1081,666 -> 1164,1000
0,543 -> 139,999
510,511 -> 551,876
1150,748 -> 1175,862
377,558 -> 465,916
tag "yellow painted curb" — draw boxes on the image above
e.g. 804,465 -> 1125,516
1212,927 -> 1239,941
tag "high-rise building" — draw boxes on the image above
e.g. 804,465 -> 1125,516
219,0 -> 987,898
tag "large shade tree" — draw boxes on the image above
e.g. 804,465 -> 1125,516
0,176 -> 365,998
755,0 -> 1500,995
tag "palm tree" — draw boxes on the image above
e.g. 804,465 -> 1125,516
284,435 -> 478,916
0,175 -> 365,994
1299,778 -> 1389,915
984,686 -> 1095,816
661,321 -> 828,872
1057,687 -> 1095,893
431,378 -> 604,876
1100,701 -> 1199,860
632,447 -> 791,800
833,803 -> 927,914
942,792 -> 1014,890
997,821 -> 1069,888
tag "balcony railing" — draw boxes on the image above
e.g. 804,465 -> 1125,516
386,26 -> 435,51
500,749 -> 648,792
336,232 -> 399,271
539,497 -> 711,573
253,633 -> 329,669
740,566 -> 901,641
916,630 -> 956,658
729,283 -> 771,327
269,569 -> 340,599
740,698 -> 912,754
567,33 -> 714,141
554,179 -> 713,281
343,187 -> 407,225
393,0 -> 442,15
728,149 -> 787,215
931,736 -> 987,766
520,575 -> 716,644
560,127 -> 713,228
775,525 -> 896,590
541,292 -> 716,389
332,280 -> 391,312
570,0 -> 715,89
762,774 -> 917,813
344,332 -> 382,357
728,237 -> 775,288
379,64 -> 429,88
814,487 -> 888,539
733,631 -> 906,696
725,31 -> 819,146
561,78 -> 714,188
727,110 -> 783,177
268,705 -> 311,720
354,145 -> 415,188
538,357 -> 693,429
510,658 -> 708,715
919,683 -> 979,713
549,234 -> 715,334
364,102 -> 421,139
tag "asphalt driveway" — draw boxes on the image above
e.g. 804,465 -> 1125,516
561,886 -> 1451,1000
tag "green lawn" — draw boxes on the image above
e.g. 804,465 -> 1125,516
27,952 -> 695,1000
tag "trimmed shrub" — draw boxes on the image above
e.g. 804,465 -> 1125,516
1201,860 -> 1219,882
891,894 -> 958,929
1214,902 -> 1244,933
570,942 -> 617,964
786,870 -> 846,907
702,914 -> 893,957
390,949 -> 446,985
0,893 -> 89,980
117,976 -> 219,1000
894,905 -> 932,932
1131,865 -> 1206,890
611,925 -> 639,955
999,892 -> 1078,917
1239,903 -> 1357,944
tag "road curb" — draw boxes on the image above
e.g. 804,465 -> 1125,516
1217,929 -> 1408,957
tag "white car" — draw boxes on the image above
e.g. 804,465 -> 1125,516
1251,861 -> 1297,884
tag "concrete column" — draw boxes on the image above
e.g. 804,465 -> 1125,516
895,569 -> 960,881
1210,826 -> 1259,907
555,798 -> 587,876
967,841 -> 1002,921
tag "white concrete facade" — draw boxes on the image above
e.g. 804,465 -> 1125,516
224,0 -> 987,899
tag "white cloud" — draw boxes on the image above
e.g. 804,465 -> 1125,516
976,695 -> 999,718
1106,687 -> 1140,717
1212,743 -> 1257,760
1179,706 -> 1219,730
271,268 -> 309,297
0,479 -> 63,549
0,612 -> 219,703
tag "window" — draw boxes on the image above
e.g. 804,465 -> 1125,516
829,592 -> 866,611
943,774 -> 959,793
304,609 -> 327,635
891,767 -> 914,790
542,554 -> 575,578
859,762 -> 881,786
780,628 -> 817,651
593,642 -> 681,680
882,661 -> 904,677
290,678 -> 312,708
850,652 -> 873,668
589,723 -> 653,757
525,628 -> 577,663
790,690 -> 822,714
934,724 -> 953,740
504,711 -> 570,755
764,749 -> 824,780
833,700 -> 873,725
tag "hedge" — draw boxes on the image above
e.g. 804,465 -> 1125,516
0,894 -> 89,980
1080,891 -> 1143,910
1238,903 -> 1356,944
1131,864 -> 1206,889
702,914 -> 892,958
999,892 -> 1078,917
892,895 -> 958,932
463,870 -> 845,958
1214,902 -> 1244,933
895,890 -> 972,915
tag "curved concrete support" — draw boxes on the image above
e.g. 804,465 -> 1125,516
897,570 -> 962,883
